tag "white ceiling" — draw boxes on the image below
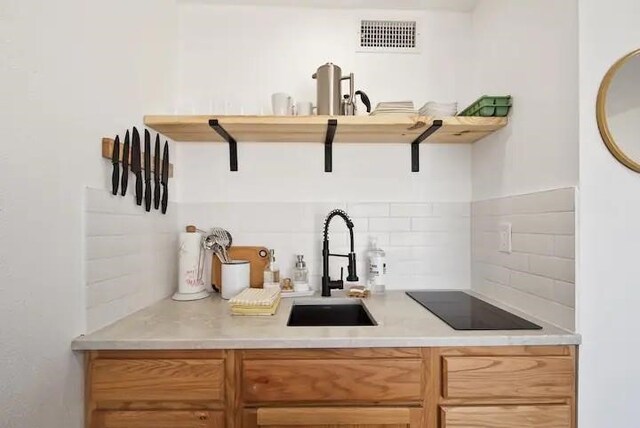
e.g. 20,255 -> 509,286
179,0 -> 479,12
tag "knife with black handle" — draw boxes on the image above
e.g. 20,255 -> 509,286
111,135 -> 120,195
161,141 -> 169,214
153,134 -> 161,210
144,129 -> 152,212
121,130 -> 130,196
131,127 -> 143,206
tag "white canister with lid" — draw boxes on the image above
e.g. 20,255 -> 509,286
221,260 -> 250,300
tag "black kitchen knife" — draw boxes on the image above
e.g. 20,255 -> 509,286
153,134 -> 161,210
121,130 -> 130,196
161,141 -> 169,214
131,127 -> 143,206
144,129 -> 152,212
111,135 -> 120,195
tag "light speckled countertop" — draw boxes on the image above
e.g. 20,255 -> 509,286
72,290 -> 580,350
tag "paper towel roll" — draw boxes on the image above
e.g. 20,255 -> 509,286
177,231 -> 206,295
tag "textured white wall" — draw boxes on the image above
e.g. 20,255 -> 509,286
172,3 -> 474,203
0,1 -> 177,426
578,0 -> 640,426
470,0 -> 579,200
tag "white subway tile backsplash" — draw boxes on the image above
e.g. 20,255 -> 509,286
511,233 -> 555,256
389,203 -> 432,217
509,212 -> 575,235
509,271 -> 554,300
432,202 -> 470,217
554,235 -> 575,259
528,254 -> 575,283
509,187 -> 575,214
86,254 -> 143,284
347,203 -> 389,217
179,201 -> 472,291
552,280 -> 576,307
84,187 -> 177,333
369,217 -> 411,232
488,251 -> 530,272
475,262 -> 510,286
471,188 -> 575,331
411,217 -> 470,232
389,231 -> 467,247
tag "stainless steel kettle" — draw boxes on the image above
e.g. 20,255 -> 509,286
312,63 -> 371,116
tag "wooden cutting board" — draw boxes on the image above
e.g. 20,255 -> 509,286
211,246 -> 270,292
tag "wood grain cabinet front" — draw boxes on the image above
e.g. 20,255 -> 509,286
242,359 -> 422,404
93,410 -> 224,428
83,347 -> 576,428
442,356 -> 574,399
243,407 -> 423,428
90,358 -> 224,402
440,405 -> 572,428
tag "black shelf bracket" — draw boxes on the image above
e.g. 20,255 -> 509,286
209,119 -> 238,171
411,119 -> 443,172
324,119 -> 338,172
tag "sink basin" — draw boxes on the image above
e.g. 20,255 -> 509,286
287,299 -> 377,327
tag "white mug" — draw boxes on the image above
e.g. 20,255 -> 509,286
221,260 -> 250,300
296,101 -> 313,116
272,93 -> 293,116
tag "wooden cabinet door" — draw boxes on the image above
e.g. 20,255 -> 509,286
243,407 -> 422,428
440,405 -> 571,428
93,410 -> 224,428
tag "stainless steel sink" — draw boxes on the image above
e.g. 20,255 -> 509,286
287,299 -> 377,327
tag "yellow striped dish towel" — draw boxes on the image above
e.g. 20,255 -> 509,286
229,288 -> 281,316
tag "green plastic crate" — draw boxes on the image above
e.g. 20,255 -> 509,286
458,95 -> 512,117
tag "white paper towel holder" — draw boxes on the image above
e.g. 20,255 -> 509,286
173,225 -> 211,302
172,289 -> 211,301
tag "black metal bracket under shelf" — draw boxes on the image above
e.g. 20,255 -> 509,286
209,119 -> 238,171
411,120 -> 443,172
324,119 -> 338,172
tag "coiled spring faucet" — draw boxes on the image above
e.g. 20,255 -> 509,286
322,209 -> 359,297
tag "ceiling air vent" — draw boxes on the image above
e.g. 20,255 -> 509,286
358,19 -> 419,53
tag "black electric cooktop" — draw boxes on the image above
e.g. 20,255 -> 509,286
406,291 -> 542,330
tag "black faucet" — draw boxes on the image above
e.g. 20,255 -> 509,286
322,209 -> 359,297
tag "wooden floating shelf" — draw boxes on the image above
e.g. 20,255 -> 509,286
101,138 -> 174,178
143,115 -> 507,145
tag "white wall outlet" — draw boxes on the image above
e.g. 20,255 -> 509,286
498,223 -> 512,253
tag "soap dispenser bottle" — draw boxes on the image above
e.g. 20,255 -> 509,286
367,237 -> 386,294
292,254 -> 309,291
263,249 -> 280,287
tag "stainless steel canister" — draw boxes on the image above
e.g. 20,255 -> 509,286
312,63 -> 343,115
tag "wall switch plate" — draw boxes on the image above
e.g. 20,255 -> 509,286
499,223 -> 512,253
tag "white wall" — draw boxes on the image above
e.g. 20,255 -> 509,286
470,0 -> 579,200
0,1 -> 177,426
174,3 -> 474,203
578,0 -> 640,426
173,3 -> 475,291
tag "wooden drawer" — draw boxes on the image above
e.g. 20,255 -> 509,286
253,407 -> 421,427
242,359 -> 422,403
93,410 -> 224,428
91,358 -> 224,402
440,405 -> 571,428
442,356 -> 574,399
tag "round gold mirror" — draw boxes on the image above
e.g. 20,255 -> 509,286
597,48 -> 640,172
